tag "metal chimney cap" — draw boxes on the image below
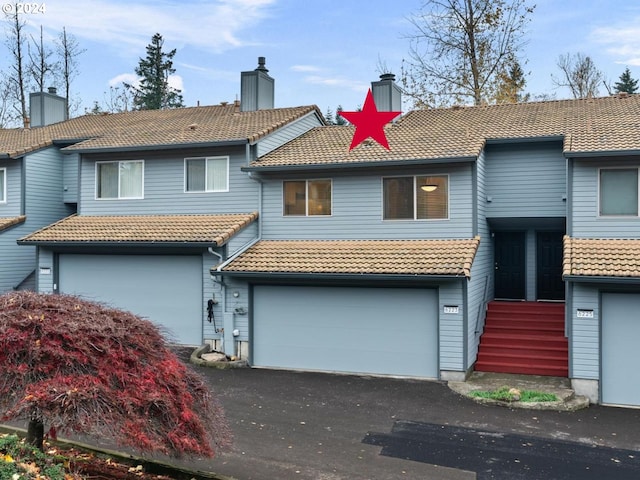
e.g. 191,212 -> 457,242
379,73 -> 396,81
47,86 -> 57,94
255,56 -> 269,73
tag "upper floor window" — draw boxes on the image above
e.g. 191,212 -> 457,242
185,157 -> 229,192
283,180 -> 332,216
0,168 -> 5,203
96,160 -> 144,199
599,168 -> 639,216
383,175 -> 448,220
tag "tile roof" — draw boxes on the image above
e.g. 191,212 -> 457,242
221,237 -> 480,278
563,236 -> 640,278
19,212 -> 258,246
250,94 -> 640,169
0,104 -> 321,157
0,216 -> 26,232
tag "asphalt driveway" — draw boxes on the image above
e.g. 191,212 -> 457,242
169,364 -> 640,480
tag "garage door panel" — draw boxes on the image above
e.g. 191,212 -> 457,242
253,286 -> 438,378
59,255 -> 202,345
602,293 -> 640,406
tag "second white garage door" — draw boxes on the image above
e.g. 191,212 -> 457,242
252,285 -> 438,378
59,254 -> 203,345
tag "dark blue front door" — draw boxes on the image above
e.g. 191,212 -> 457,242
494,231 -> 526,300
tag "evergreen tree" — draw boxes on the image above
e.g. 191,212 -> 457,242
494,59 -> 530,103
127,33 -> 184,110
614,67 -> 638,94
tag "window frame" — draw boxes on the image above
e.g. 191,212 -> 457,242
184,156 -> 230,193
0,168 -> 6,204
95,160 -> 144,200
382,174 -> 450,221
597,167 -> 640,218
282,179 -> 333,217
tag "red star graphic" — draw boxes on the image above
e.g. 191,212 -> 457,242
338,89 -> 401,151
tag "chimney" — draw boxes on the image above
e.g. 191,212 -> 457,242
30,87 -> 68,127
240,56 -> 275,112
371,73 -> 402,112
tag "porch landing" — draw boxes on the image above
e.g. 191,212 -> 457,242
449,371 -> 590,411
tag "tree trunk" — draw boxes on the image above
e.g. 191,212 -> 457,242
26,418 -> 44,451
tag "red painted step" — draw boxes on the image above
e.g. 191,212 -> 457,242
475,301 -> 568,377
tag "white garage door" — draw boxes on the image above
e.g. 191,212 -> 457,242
252,285 -> 438,378
602,293 -> 640,406
59,254 -> 203,345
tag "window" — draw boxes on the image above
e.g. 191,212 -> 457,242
185,157 -> 229,192
0,168 -> 5,203
383,175 -> 448,220
96,161 -> 143,199
599,168 -> 639,216
283,180 -> 332,216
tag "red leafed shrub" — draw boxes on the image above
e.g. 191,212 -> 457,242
0,291 -> 231,457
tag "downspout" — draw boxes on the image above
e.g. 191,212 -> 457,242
208,247 -> 226,341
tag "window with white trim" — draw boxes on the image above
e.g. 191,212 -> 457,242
599,168 -> 639,216
185,157 -> 229,192
96,160 -> 144,199
283,180 -> 332,216
383,175 -> 448,220
0,168 -> 5,203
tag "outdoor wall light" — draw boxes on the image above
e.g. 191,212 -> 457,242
233,291 -> 240,298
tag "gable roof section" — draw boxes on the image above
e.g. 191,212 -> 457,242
18,212 -> 258,246
250,94 -> 640,170
563,236 -> 640,279
0,216 -> 26,232
220,237 -> 480,279
0,105 -> 322,158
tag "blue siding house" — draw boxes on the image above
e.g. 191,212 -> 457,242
17,58 -> 325,346
215,86 -> 640,407
10,67 -> 640,408
0,98 -> 77,293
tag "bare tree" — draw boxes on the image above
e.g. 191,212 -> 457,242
4,6 -> 31,126
28,25 -> 54,92
54,26 -> 85,117
553,52 -> 604,99
402,0 -> 535,107
0,74 -> 17,127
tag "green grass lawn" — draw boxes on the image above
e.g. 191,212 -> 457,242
469,386 -> 558,403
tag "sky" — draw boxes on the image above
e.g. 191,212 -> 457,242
1,0 -> 640,117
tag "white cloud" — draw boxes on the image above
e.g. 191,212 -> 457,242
109,73 -> 138,87
168,75 -> 184,93
108,73 -> 184,92
592,20 -> 640,66
35,0 -> 277,56
304,75 -> 368,92
291,65 -> 322,73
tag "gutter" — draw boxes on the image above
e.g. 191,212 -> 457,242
563,275 -> 640,285
62,139 -> 248,154
242,156 -> 477,173
564,149 -> 640,158
16,240 -> 224,248
212,270 -> 466,283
